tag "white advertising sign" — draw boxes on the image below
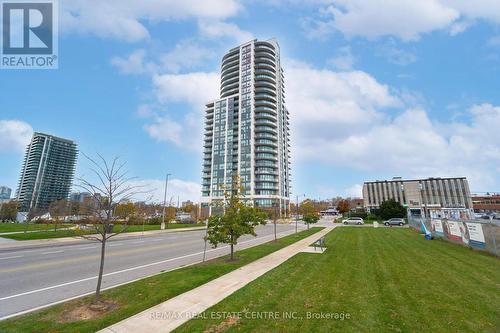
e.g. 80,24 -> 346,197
465,223 -> 486,248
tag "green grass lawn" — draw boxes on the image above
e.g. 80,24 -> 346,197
0,228 -> 322,333
0,223 -> 72,233
123,223 -> 205,232
176,227 -> 500,333
0,223 -> 204,240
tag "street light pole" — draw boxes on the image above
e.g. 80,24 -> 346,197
295,194 -> 305,233
273,199 -> 278,241
161,173 -> 171,230
295,195 -> 299,233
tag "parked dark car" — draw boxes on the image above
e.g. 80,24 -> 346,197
384,218 -> 405,226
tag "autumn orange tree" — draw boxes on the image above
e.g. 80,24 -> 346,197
336,199 -> 350,216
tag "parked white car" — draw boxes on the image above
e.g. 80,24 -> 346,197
342,217 -> 364,225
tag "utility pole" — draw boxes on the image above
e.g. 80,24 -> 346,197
161,173 -> 171,230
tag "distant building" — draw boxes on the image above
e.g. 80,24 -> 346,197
181,200 -> 194,208
0,186 -> 12,200
70,192 -> 91,203
472,194 -> 500,214
320,207 -> 338,216
0,186 -> 12,204
362,177 -> 473,219
349,198 -> 364,212
16,132 -> 78,212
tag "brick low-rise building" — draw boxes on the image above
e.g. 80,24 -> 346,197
472,194 -> 500,214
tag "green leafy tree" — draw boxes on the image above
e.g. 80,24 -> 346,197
378,199 -> 407,220
299,199 -> 314,215
300,199 -> 319,229
303,213 -> 320,229
205,177 -> 267,261
0,201 -> 19,221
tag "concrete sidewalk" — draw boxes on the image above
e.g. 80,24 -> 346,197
99,226 -> 335,333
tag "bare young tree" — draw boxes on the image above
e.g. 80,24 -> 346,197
77,153 -> 145,303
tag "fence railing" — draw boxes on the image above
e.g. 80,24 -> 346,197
408,217 -> 500,256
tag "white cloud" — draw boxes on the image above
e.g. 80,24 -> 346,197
129,178 -> 202,203
140,72 -> 219,150
198,20 -> 253,44
304,0 -> 500,41
286,61 -> 400,145
344,184 -> 363,198
449,19 -> 473,36
111,49 -> 156,75
286,61 -> 500,192
0,120 -> 33,153
61,0 -> 241,42
153,72 -> 219,108
144,116 -> 185,148
111,41 -> 216,76
328,46 -> 356,70
160,40 -> 216,73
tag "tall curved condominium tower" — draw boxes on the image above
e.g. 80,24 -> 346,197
201,39 -> 291,216
16,132 -> 78,213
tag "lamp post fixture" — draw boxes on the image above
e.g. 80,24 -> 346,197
295,194 -> 305,233
161,173 -> 171,229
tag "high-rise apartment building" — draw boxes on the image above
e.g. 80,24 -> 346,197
201,39 -> 290,215
362,177 -> 473,219
16,132 -> 78,212
69,191 -> 91,203
0,186 -> 11,200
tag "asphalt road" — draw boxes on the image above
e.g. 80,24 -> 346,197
0,223 -> 306,320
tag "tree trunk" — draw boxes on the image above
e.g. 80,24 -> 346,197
274,220 -> 277,241
95,236 -> 107,302
230,233 -> 234,260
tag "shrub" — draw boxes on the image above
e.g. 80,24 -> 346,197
146,217 -> 162,225
378,199 -> 407,220
349,212 -> 368,219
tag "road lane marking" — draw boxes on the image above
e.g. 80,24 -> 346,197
41,250 -> 64,255
0,230 -> 297,302
0,255 -> 24,260
108,243 -> 125,247
76,246 -> 96,250
0,228 -> 307,320
0,239 -> 202,273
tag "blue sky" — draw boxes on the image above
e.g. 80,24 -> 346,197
1,0 -> 500,202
